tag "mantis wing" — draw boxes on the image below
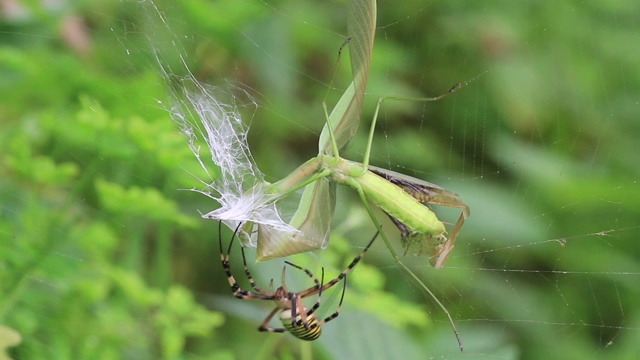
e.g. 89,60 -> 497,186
256,179 -> 335,260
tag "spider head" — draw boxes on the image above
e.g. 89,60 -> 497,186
274,287 -> 291,309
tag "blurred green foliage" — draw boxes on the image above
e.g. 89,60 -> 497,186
1,0 -> 639,359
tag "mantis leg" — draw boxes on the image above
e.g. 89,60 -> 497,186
361,84 -> 462,172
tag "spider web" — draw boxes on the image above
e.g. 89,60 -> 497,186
2,1 -> 638,359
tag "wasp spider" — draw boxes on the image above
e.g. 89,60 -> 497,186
219,222 -> 378,341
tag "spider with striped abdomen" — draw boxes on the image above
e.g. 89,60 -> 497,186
218,222 -> 378,341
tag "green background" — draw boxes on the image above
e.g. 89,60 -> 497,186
1,0 -> 639,359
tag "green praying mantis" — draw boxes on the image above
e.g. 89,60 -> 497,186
234,0 -> 469,266
199,0 -> 469,350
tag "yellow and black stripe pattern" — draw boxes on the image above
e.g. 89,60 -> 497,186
281,311 -> 322,341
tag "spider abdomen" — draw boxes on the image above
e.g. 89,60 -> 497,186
280,309 -> 322,341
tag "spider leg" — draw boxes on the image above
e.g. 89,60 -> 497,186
219,221 -> 243,295
284,260 -> 321,289
280,265 -> 288,293
219,221 -> 275,300
241,241 -> 270,294
303,268 -> 325,318
258,307 -> 286,333
291,292 -> 310,330
298,231 -> 378,298
315,274 -> 348,327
